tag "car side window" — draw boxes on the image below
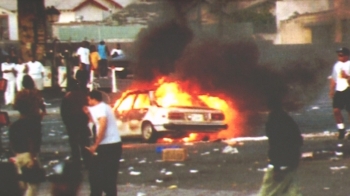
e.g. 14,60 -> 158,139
117,94 -> 136,112
133,93 -> 150,109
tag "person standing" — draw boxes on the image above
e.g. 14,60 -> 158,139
89,45 -> 100,79
110,43 -> 124,59
13,75 -> 46,122
97,41 -> 109,78
76,41 -> 90,83
27,57 -> 45,91
258,98 -> 303,196
84,90 -> 122,196
329,47 -> 350,139
14,57 -> 28,92
60,79 -> 91,168
1,55 -> 16,105
75,64 -> 89,92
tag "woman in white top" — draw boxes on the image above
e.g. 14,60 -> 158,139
1,56 -> 16,105
14,57 -> 28,92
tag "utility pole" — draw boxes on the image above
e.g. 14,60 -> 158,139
17,0 -> 47,62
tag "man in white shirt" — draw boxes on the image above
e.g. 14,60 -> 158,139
76,41 -> 90,85
84,90 -> 122,196
1,55 -> 16,105
110,43 -> 124,59
27,57 -> 45,91
330,47 -> 350,139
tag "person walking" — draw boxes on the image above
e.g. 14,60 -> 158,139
258,98 -> 303,196
10,76 -> 46,196
9,112 -> 43,196
27,56 -> 45,91
60,79 -> 91,169
84,90 -> 122,196
1,55 -> 16,105
14,57 -> 28,92
97,41 -> 109,78
329,47 -> 350,139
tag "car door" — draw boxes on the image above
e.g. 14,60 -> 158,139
114,93 -> 136,135
127,93 -> 150,134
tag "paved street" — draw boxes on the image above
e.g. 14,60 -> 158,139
2,84 -> 350,196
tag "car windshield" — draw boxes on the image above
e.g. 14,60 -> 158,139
153,91 -> 209,108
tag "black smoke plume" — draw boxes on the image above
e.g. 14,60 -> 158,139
130,1 -> 330,136
133,20 -> 193,81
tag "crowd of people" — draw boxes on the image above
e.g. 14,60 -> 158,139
1,53 -> 45,107
75,41 -> 125,91
0,44 -> 123,195
7,43 -> 345,196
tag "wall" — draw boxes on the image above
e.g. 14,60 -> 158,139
0,8 -> 18,41
75,5 -> 105,22
275,0 -> 330,44
58,11 -> 76,23
54,24 -> 145,42
279,19 -> 312,44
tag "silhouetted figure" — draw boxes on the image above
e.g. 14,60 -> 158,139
0,162 -> 22,196
258,99 -> 303,196
60,79 -> 91,168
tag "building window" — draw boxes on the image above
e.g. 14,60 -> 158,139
0,15 -> 9,40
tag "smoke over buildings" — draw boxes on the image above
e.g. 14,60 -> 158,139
131,0 -> 331,136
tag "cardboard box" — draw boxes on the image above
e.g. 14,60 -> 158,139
162,148 -> 187,161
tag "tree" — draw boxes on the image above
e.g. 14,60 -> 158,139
17,0 -> 47,61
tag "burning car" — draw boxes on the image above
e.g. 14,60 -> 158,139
113,88 -> 228,143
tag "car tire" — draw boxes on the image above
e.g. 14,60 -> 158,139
141,122 -> 157,143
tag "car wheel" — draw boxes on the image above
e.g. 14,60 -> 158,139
142,122 -> 157,143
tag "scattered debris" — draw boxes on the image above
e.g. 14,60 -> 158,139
162,148 -> 187,161
168,185 -> 177,189
189,169 -> 198,173
330,166 -> 348,170
130,171 -> 141,175
155,179 -> 163,183
222,146 -> 238,154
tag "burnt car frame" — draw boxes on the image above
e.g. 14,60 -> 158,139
113,89 -> 228,143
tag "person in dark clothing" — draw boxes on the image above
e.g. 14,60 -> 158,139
13,75 -> 46,120
258,99 -> 303,196
75,64 -> 89,92
9,115 -> 43,195
60,79 -> 91,168
0,162 -> 22,196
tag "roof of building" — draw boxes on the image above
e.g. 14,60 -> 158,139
0,0 -> 123,11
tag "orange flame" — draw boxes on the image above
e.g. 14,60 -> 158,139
114,77 -> 241,142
